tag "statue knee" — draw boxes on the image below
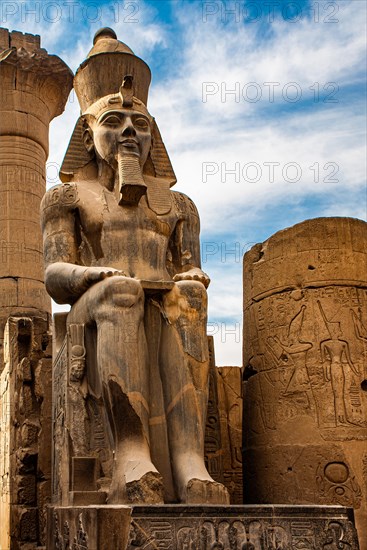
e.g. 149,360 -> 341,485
94,276 -> 144,310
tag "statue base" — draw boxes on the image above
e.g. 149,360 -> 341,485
47,504 -> 360,549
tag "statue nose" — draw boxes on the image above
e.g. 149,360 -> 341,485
121,119 -> 136,137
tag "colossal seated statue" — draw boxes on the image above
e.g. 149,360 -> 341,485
41,28 -> 229,506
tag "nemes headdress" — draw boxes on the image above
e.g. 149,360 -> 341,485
60,28 -> 176,192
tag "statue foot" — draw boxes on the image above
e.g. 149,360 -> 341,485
108,457 -> 164,505
126,471 -> 164,504
182,478 -> 230,505
108,470 -> 164,504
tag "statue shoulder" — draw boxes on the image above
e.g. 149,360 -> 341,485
171,190 -> 200,219
41,182 -> 81,231
41,182 -> 80,217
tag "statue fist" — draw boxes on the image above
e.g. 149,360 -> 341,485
173,268 -> 210,289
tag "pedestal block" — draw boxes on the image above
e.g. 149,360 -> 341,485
48,504 -> 360,549
242,217 -> 367,548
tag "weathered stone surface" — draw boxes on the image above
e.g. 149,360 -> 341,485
15,475 -> 37,505
217,367 -> 243,504
44,28 -> 228,507
243,217 -> 367,549
0,26 -> 71,547
0,316 -> 54,549
204,337 -> 243,504
48,504 -> 361,549
204,338 -> 224,490
0,27 -> 73,370
12,506 -> 38,542
48,505 -> 132,550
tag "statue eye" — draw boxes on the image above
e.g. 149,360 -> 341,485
134,117 -> 149,130
102,115 -> 121,126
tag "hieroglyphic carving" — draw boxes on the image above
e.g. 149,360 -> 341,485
52,338 -> 69,503
123,505 -> 360,550
290,520 -> 316,549
318,301 -> 361,427
49,506 -> 132,549
54,511 -> 63,550
204,337 -> 224,485
72,514 -> 88,550
316,462 -> 362,508
52,326 -> 113,505
217,367 -> 243,504
53,512 -> 88,550
323,521 -> 354,549
204,337 -> 243,504
244,286 -> 367,436
48,504 -> 361,549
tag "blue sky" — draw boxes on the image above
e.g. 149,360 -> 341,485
2,0 -> 366,364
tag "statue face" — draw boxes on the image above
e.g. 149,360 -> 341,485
90,108 -> 152,168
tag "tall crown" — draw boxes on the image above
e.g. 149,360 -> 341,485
74,27 -> 151,113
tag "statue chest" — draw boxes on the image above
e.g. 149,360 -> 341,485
75,187 -> 177,264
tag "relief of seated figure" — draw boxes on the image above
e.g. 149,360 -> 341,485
41,28 -> 229,506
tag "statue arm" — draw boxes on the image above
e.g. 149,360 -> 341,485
41,185 -> 88,304
41,184 -> 123,304
169,192 -> 210,288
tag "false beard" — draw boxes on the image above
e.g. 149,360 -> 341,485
117,148 -> 147,206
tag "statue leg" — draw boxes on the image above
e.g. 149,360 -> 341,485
160,280 -> 229,504
68,276 -> 163,504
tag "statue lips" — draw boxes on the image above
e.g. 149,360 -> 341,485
120,138 -> 138,146
119,138 -> 140,156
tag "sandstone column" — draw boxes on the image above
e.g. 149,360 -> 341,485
243,217 -> 367,548
0,28 -> 72,548
0,28 -> 73,370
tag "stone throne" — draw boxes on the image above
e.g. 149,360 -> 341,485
51,305 -> 192,506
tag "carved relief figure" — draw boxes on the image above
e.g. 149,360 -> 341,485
41,28 -> 228,505
351,308 -> 367,390
318,301 -> 360,426
268,305 -> 312,395
351,308 -> 367,343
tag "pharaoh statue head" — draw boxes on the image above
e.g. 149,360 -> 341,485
60,28 -> 176,206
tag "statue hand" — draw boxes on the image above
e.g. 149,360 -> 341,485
173,268 -> 210,288
83,267 -> 127,285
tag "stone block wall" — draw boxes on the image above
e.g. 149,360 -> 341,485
0,316 -> 52,549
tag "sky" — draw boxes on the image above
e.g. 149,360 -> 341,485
2,0 -> 366,365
